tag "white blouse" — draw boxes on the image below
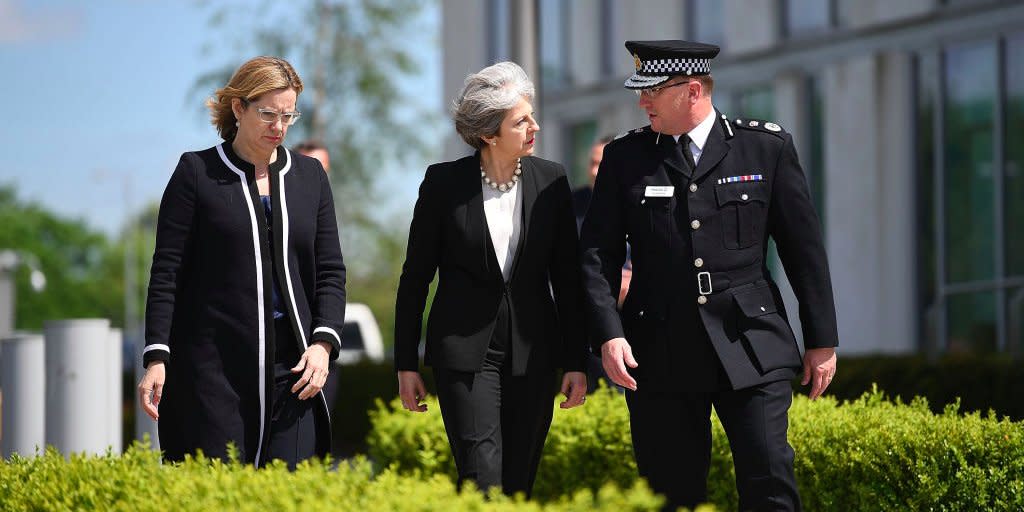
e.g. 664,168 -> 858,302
482,181 -> 523,281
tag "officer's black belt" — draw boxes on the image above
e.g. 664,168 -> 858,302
697,261 -> 765,296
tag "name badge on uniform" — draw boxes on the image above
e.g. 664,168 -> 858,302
644,186 -> 674,197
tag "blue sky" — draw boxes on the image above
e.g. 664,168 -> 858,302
0,0 -> 440,235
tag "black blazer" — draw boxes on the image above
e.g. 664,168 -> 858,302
143,143 -> 347,464
395,154 -> 587,376
580,114 -> 838,391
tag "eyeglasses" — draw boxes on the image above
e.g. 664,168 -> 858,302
634,80 -> 693,98
256,107 -> 301,126
241,98 -> 302,126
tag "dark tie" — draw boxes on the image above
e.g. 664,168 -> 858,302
680,134 -> 696,175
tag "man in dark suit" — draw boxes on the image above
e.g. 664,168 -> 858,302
579,40 -> 839,511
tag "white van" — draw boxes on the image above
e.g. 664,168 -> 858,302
335,303 -> 385,365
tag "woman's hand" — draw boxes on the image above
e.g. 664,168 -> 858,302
398,371 -> 428,412
559,371 -> 588,409
137,361 -> 166,420
291,341 -> 332,400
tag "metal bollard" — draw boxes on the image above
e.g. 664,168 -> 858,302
1,333 -> 45,458
44,319 -> 111,456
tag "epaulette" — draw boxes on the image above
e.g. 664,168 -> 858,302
611,125 -> 651,142
729,116 -> 787,138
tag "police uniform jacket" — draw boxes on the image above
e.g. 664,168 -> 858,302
580,112 -> 838,391
143,143 -> 347,465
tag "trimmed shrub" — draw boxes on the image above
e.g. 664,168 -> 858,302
0,443 -> 677,511
801,354 -> 1024,420
368,384 -> 1024,511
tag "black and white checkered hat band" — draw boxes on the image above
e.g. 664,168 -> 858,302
624,57 -> 711,89
641,58 -> 711,75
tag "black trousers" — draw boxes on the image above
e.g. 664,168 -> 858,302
433,299 -> 556,497
625,379 -> 800,511
265,317 -> 316,469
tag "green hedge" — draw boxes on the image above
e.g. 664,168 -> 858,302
123,355 -> 1019,456
0,443 -> 685,511
368,384 -> 1024,511
805,355 -> 1024,420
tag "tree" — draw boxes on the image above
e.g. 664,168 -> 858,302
0,185 -> 123,329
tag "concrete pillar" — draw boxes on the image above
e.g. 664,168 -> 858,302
824,54 -> 916,354
107,328 -> 123,454
1,333 -> 45,458
44,319 -> 111,455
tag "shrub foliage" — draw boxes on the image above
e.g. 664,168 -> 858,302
369,384 -> 1024,511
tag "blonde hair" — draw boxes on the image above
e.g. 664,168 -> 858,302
206,56 -> 304,141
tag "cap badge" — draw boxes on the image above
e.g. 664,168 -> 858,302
764,122 -> 781,132
633,53 -> 642,71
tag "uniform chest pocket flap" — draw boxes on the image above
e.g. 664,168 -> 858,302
715,182 -> 769,250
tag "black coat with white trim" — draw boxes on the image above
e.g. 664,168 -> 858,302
143,143 -> 346,465
580,112 -> 838,392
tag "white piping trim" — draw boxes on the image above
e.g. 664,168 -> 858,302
311,326 -> 341,346
143,344 -> 170,354
216,143 -> 267,468
278,151 -> 332,422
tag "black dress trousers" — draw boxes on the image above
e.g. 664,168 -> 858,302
433,295 -> 556,497
625,378 -> 800,511
265,317 -> 317,469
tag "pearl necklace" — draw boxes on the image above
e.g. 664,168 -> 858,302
480,158 -> 522,192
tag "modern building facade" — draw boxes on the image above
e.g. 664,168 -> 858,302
440,0 -> 1024,357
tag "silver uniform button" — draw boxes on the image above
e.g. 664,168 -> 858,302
690,220 -> 701,230
689,183 -> 698,193
639,310 -> 645,317
741,193 -> 749,201
640,198 -> 646,205
694,258 -> 704,268
697,296 -> 708,305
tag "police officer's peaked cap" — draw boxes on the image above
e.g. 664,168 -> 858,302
624,40 -> 720,89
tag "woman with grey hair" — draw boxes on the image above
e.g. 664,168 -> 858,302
394,61 -> 588,496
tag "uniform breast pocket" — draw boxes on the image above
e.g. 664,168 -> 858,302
626,186 -> 673,238
715,182 -> 769,250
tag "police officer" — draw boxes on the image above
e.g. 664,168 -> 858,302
580,40 -> 839,511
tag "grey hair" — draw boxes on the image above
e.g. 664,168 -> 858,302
452,61 -> 535,150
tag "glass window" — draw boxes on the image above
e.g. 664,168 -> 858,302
567,120 -> 598,188
487,0 -> 510,63
915,52 -> 939,349
1005,33 -> 1024,278
1009,286 -> 1024,355
807,75 -> 826,230
688,0 -> 724,49
539,0 -> 568,90
737,86 -> 774,120
947,292 -> 997,353
601,0 -> 617,76
784,0 -> 832,37
943,41 -> 997,284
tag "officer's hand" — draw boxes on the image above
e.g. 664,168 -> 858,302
601,337 -> 638,391
802,347 -> 837,400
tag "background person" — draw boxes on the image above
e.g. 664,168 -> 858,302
580,40 -> 839,511
394,61 -> 588,497
294,140 -> 331,174
137,56 -> 347,469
